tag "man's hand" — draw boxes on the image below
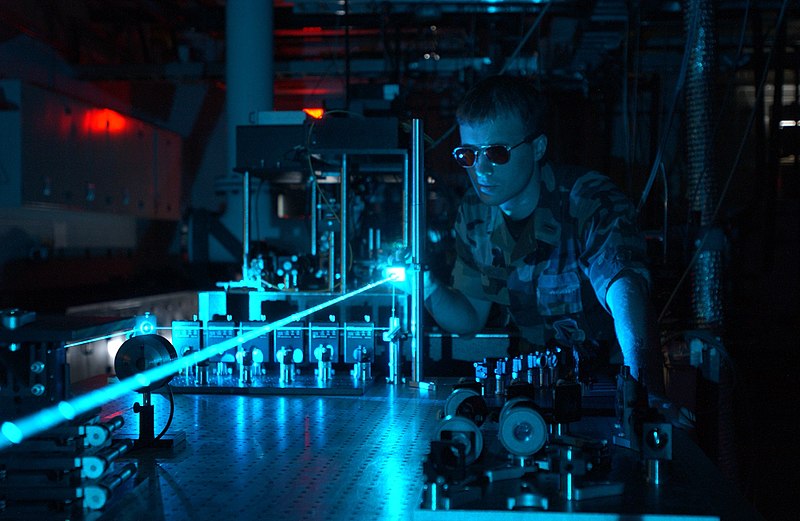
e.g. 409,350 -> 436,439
387,265 -> 437,300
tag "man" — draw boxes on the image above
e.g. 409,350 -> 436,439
423,75 -> 661,391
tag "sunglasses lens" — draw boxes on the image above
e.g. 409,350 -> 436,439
453,147 -> 476,167
484,145 -> 511,165
452,144 -> 514,167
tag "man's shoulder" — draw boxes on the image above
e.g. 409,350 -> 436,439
549,163 -> 607,190
548,163 -> 626,203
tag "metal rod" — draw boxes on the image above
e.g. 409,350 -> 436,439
242,169 -> 250,280
328,231 -> 335,293
403,153 -> 409,248
340,154 -> 348,293
1,276 -> 397,450
310,177 -> 317,256
411,119 -> 425,384
661,163 -> 669,265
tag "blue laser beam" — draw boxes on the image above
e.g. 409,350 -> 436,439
64,330 -> 136,349
0,277 -> 395,451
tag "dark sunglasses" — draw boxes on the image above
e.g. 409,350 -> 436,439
452,133 -> 538,168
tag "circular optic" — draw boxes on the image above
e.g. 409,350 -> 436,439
513,421 -> 533,442
444,388 -> 480,418
139,322 -> 154,334
114,334 -> 178,393
499,406 -> 547,457
434,415 -> 484,465
499,396 -> 534,424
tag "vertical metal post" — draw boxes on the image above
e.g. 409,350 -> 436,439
411,119 -> 425,385
340,154 -> 348,293
403,153 -> 409,248
242,170 -> 250,280
387,316 -> 401,385
310,178 -> 317,256
328,231 -> 336,293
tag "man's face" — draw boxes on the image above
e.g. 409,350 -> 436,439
458,113 -> 538,210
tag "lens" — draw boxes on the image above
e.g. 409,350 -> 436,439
452,145 -> 513,168
484,145 -> 511,165
452,147 -> 476,167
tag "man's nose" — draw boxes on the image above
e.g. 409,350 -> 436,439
474,151 -> 494,177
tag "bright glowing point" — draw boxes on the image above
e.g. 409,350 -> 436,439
84,108 -> 128,134
135,373 -> 151,387
386,266 -> 406,282
303,108 -> 324,119
2,422 -> 22,444
58,401 -> 76,420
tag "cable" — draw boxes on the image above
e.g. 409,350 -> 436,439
499,3 -> 551,76
128,385 -> 175,451
305,109 -> 367,226
153,384 -> 175,442
629,5 -> 642,177
711,0 -> 751,142
622,11 -> 630,170
657,0 -> 790,325
636,2 -> 702,215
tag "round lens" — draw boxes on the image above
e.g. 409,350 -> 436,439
484,145 -> 511,165
453,148 -> 476,167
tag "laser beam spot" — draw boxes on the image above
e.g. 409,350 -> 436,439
58,401 -> 76,420
135,373 -> 151,388
1,422 -> 23,444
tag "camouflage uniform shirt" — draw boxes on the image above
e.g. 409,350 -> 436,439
452,163 -> 650,347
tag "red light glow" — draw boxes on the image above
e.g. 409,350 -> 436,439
84,108 -> 128,134
303,108 -> 324,119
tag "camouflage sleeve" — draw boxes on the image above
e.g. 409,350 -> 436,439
569,171 -> 650,313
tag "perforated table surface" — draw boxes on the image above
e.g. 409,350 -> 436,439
95,381 -> 762,521
100,382 -> 441,521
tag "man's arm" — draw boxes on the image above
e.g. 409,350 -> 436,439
605,272 -> 664,395
424,274 -> 492,336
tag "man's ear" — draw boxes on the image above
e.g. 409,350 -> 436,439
534,134 -> 548,161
